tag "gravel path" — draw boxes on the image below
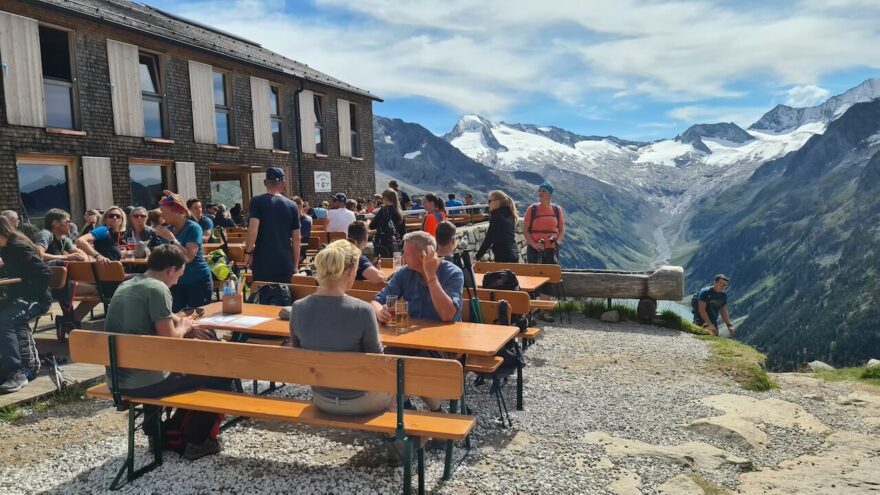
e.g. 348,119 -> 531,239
1,316 -> 876,494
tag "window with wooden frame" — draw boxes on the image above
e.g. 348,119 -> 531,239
139,52 -> 166,138
213,71 -> 233,145
349,102 -> 361,158
270,85 -> 283,150
129,160 -> 170,209
16,154 -> 80,226
38,25 -> 76,129
313,94 -> 325,155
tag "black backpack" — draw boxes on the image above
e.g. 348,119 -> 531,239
482,269 -> 520,291
248,283 -> 293,306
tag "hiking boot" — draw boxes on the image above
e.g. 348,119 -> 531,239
0,372 -> 28,394
538,311 -> 556,323
182,437 -> 223,460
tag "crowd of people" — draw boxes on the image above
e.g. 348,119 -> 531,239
0,169 -> 581,461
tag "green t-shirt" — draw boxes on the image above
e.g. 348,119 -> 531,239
104,274 -> 173,390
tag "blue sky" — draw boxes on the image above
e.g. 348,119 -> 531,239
150,0 -> 879,141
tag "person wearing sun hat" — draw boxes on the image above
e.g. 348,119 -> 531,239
244,167 -> 301,283
522,181 -> 566,320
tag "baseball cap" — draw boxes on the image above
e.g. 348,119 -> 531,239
266,167 -> 285,181
331,192 -> 347,203
538,182 -> 554,194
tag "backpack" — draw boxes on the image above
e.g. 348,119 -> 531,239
248,283 -> 293,306
206,249 -> 233,282
162,408 -> 222,454
481,269 -> 520,291
528,204 -> 561,233
375,206 -> 400,243
482,300 -> 526,381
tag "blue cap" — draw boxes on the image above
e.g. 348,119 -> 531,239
331,192 -> 348,203
538,182 -> 554,194
266,167 -> 285,181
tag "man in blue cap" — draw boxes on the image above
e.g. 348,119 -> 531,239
244,167 -> 301,282
326,192 -> 356,233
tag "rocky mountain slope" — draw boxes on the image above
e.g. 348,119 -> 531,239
686,98 -> 880,370
373,116 -> 654,269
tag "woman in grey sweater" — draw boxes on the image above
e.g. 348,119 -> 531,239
290,240 -> 390,416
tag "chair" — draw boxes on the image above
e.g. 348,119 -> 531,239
32,266 -> 68,331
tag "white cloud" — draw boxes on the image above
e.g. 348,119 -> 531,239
785,85 -> 831,107
164,0 -> 880,116
667,106 -> 769,127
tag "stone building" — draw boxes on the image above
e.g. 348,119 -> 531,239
0,0 -> 379,225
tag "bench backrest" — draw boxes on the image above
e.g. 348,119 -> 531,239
307,237 -> 322,250
48,266 -> 68,290
290,275 -> 318,286
67,261 -> 125,283
352,279 -> 387,291
474,288 -> 530,314
226,245 -> 245,263
69,330 -> 463,399
474,261 -> 562,283
462,299 -> 511,325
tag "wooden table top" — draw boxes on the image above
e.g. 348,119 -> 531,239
204,242 -> 245,252
121,258 -> 148,265
0,278 -> 22,287
197,302 -> 518,356
380,267 -> 549,292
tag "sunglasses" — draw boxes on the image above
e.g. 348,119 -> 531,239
106,214 -> 122,220
132,214 -> 147,218
178,307 -> 205,318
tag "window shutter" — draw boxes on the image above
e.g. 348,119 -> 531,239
250,76 -> 272,150
188,60 -> 215,144
250,172 -> 267,196
81,157 -> 114,210
0,11 -> 45,127
337,98 -> 352,157
298,90 -> 315,153
106,40 -> 144,136
175,161 -> 197,200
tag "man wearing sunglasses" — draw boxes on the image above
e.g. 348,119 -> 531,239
104,244 -> 231,460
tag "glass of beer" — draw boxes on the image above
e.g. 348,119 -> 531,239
385,296 -> 398,327
395,300 -> 409,333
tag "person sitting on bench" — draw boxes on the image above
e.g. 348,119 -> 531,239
103,244 -> 232,460
347,221 -> 386,284
290,239 -> 391,416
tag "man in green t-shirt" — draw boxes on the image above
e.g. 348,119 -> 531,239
105,244 -> 230,460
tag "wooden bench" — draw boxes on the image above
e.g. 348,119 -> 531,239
70,330 -> 475,494
474,261 -> 568,322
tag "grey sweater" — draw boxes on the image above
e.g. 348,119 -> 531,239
290,294 -> 383,399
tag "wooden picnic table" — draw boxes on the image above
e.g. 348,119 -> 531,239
121,258 -> 148,266
0,277 -> 22,287
197,302 -> 518,357
379,267 -> 550,292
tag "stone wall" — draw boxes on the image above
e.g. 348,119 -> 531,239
455,219 -> 528,261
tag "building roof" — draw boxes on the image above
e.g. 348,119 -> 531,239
34,0 -> 381,101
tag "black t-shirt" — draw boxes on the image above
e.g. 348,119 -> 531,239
248,193 -> 300,282
0,239 -> 51,304
355,255 -> 374,281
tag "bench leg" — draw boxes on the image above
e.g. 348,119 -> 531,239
109,404 -> 163,491
516,362 -> 524,411
417,440 -> 425,495
403,436 -> 413,495
443,399 -> 458,481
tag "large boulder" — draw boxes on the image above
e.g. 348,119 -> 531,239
807,360 -> 835,371
601,310 -> 620,323
866,358 -> 880,369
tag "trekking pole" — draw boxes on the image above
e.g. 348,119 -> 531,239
460,250 -> 483,323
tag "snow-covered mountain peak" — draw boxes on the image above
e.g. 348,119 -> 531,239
749,78 -> 880,133
675,123 -> 755,153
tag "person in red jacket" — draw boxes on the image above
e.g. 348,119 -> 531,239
421,193 -> 446,238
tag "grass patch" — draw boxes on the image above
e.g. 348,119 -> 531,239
0,405 -> 22,423
689,474 -> 729,494
554,299 -> 708,334
658,309 -> 708,334
813,366 -> 880,387
697,335 -> 777,391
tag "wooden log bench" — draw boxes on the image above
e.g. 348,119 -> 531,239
69,330 -> 475,494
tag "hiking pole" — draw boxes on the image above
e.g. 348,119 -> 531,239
459,250 -> 483,323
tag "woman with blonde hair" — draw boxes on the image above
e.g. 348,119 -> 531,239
476,190 -> 520,262
152,190 -> 212,311
289,239 -> 389,416
76,205 -> 128,261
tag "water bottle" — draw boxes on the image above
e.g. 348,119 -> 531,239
223,279 -> 234,298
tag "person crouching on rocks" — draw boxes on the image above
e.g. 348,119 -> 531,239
693,274 -> 735,337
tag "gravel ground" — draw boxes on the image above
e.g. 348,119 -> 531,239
0,316 -> 875,494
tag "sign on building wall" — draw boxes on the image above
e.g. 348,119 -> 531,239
314,171 -> 331,193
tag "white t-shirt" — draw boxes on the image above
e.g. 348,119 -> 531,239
326,208 -> 357,233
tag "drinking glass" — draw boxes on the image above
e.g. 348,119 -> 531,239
395,301 -> 409,334
393,252 -> 402,271
385,295 -> 398,327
